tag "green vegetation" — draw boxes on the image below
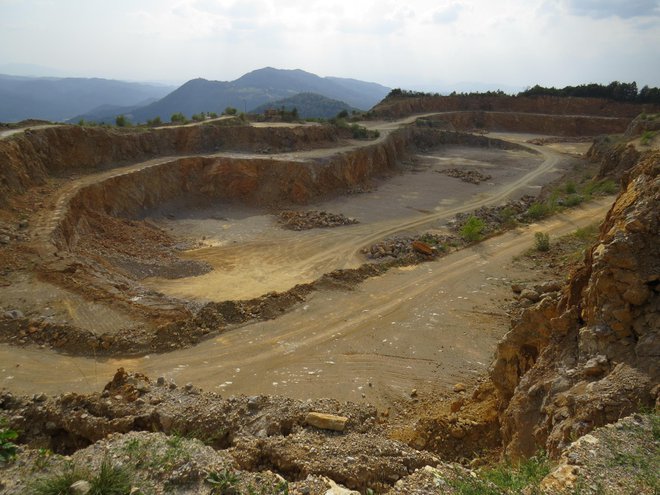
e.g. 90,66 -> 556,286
387,88 -> 509,99
191,112 -> 206,122
206,469 -> 289,495
170,112 -> 187,124
0,422 -> 18,463
534,232 -> 550,252
525,202 -> 553,221
223,107 -> 238,116
114,114 -> 129,127
519,81 -> 660,104
447,452 -> 552,495
582,178 -> 618,197
32,460 -> 133,495
460,216 -> 485,242
146,116 -> 162,126
640,130 -> 657,145
206,469 -> 240,494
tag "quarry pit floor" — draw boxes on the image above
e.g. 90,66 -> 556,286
0,125 -> 606,414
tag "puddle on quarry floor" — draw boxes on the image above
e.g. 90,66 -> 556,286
142,147 -> 545,301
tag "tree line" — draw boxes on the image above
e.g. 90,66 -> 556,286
519,82 -> 660,104
386,82 -> 660,104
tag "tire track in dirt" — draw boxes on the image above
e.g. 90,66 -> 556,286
0,198 -> 611,407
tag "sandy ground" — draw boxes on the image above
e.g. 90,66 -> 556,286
0,114 -> 606,413
0,199 -> 610,413
142,144 -> 559,301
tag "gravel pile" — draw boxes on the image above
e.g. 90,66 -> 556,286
277,210 -> 359,230
437,168 -> 492,184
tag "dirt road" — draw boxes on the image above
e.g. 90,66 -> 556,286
0,199 -> 610,410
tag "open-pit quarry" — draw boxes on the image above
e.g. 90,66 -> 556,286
0,95 -> 658,494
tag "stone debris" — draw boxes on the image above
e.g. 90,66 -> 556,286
363,233 -> 460,261
278,210 -> 359,230
305,412 -> 349,432
437,167 -> 492,184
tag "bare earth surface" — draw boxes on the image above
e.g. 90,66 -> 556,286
0,116 -> 611,415
0,199 -> 610,413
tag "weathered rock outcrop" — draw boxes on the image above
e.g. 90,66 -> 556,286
587,137 -> 642,179
491,150 -> 659,459
372,94 -> 660,119
0,123 -> 339,204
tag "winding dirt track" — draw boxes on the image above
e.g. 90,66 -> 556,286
0,115 -> 612,410
0,199 -> 610,409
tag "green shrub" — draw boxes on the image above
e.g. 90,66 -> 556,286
534,232 -> 550,252
115,114 -> 129,127
563,194 -> 584,207
224,107 -> 238,116
146,116 -> 162,126
500,206 -> 517,226
565,181 -> 577,194
526,202 -> 551,221
460,216 -> 485,242
208,112 -> 218,118
191,112 -> 205,122
583,179 -> 618,197
170,112 -> 187,124
0,424 -> 18,463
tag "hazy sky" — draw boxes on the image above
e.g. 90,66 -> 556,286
1,0 -> 659,90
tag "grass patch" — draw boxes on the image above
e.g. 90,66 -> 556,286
32,460 -> 132,495
448,452 -> 552,494
640,130 -> 657,146
582,179 -> 618,197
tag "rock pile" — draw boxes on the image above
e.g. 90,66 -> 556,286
437,168 -> 492,184
0,369 -> 438,494
362,233 -> 460,261
277,210 -> 359,230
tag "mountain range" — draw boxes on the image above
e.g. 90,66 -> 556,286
82,68 -> 390,123
251,92 -> 357,119
0,74 -> 174,122
0,67 -> 390,123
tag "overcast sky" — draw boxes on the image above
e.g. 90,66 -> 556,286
1,0 -> 659,90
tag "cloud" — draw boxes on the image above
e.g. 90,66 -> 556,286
432,2 -> 465,23
564,0 -> 660,19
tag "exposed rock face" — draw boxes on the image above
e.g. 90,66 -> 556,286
491,150 -> 659,459
0,123 -> 339,204
587,137 -> 642,179
372,94 -> 660,119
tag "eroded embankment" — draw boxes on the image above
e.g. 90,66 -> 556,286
419,111 -> 631,136
408,146 -> 659,462
0,122 -> 339,203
